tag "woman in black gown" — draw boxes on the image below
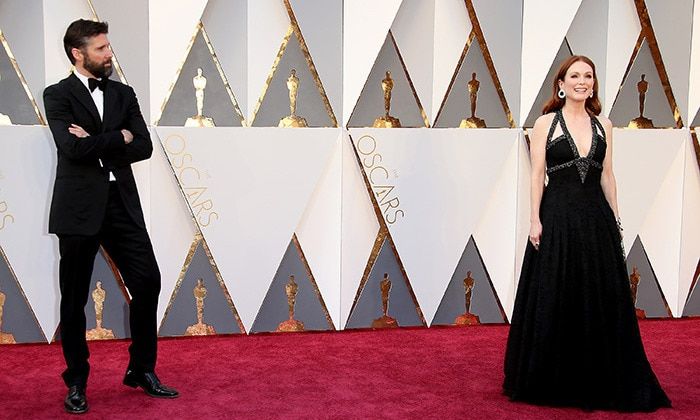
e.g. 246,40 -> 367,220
503,56 -> 671,412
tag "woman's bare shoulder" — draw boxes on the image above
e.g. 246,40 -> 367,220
533,113 -> 556,130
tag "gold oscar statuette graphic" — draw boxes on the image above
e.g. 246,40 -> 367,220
279,69 -> 308,128
459,73 -> 486,128
276,275 -> 305,332
85,281 -> 115,340
454,271 -> 481,326
627,74 -> 654,129
371,273 -> 399,328
0,290 -> 16,344
373,71 -> 402,128
185,68 -> 215,127
0,70 -> 13,125
185,278 -> 217,336
629,267 -> 646,319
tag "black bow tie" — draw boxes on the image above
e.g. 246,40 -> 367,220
88,78 -> 107,92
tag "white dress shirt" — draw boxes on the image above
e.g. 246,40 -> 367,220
74,71 -> 116,181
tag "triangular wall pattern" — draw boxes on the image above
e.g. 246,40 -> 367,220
348,32 -> 428,128
250,236 -> 334,333
432,236 -> 507,326
346,233 -> 425,329
250,25 -> 336,127
159,238 -> 243,337
0,246 -> 45,344
157,24 -> 244,127
433,32 -> 510,128
626,236 -> 673,318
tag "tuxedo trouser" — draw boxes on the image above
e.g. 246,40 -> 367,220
58,183 -> 160,387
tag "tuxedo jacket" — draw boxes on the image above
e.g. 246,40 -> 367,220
44,73 -> 152,236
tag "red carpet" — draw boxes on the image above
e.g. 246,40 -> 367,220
0,319 -> 698,419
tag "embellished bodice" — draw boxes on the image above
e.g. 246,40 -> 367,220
545,109 -> 606,184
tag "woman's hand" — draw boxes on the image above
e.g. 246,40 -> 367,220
529,221 -> 543,251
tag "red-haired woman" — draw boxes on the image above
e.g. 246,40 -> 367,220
503,56 -> 671,412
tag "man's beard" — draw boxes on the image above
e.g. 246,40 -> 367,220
83,53 -> 113,79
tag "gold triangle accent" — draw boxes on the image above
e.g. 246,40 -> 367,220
0,29 -> 45,125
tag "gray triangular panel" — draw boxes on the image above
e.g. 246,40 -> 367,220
347,33 -> 425,128
252,32 -> 335,127
433,40 -> 508,128
682,262 -> 700,316
0,251 -> 45,343
524,38 -> 572,127
85,250 -> 130,339
345,236 -> 424,328
159,241 -> 241,336
158,28 -> 242,127
0,39 -> 40,125
251,238 -> 333,333
625,236 -> 672,318
691,107 -> 700,127
431,236 -> 507,325
609,40 -> 676,128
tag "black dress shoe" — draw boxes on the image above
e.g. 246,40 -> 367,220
64,385 -> 88,414
123,369 -> 179,398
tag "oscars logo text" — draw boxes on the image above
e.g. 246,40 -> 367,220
356,135 -> 405,225
164,134 -> 219,227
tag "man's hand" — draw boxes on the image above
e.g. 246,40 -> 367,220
121,129 -> 134,144
68,124 -> 89,138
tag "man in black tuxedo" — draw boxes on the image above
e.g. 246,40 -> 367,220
44,19 -> 178,414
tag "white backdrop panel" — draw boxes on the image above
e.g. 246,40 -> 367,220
295,131 -> 342,327
473,135 -> 521,319
688,1 -> 700,123
604,0 -> 641,116
392,0 -> 435,121
432,0 -> 471,126
646,0 -> 693,122
148,0 -> 208,124
246,0 -> 290,122
340,132 -> 380,327
614,129 -> 686,315
520,0 -> 582,123
0,0 -> 46,114
201,0 -> 247,119
149,130 -> 199,324
42,0 -> 93,86
289,0 -> 343,123
155,127 -> 337,330
349,128 -> 520,322
0,126 -> 57,339
342,0 -> 403,126
679,135 -> 700,311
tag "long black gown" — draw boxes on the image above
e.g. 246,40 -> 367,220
503,109 -> 671,412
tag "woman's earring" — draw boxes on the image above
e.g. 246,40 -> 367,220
558,88 -> 566,99
589,90 -> 594,98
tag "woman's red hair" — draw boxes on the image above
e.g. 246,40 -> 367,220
542,55 -> 601,116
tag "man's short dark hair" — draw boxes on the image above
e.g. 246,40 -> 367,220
63,19 -> 109,64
